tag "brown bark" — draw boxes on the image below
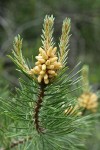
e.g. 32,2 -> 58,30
34,82 -> 46,133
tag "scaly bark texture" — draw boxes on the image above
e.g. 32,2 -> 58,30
10,137 -> 32,149
34,82 -> 46,133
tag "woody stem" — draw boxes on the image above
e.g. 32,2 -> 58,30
34,82 -> 46,133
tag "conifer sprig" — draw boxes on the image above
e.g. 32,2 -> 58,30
81,65 -> 90,93
8,35 -> 31,78
0,15 -> 98,150
41,15 -> 54,50
59,18 -> 71,66
29,15 -> 62,84
78,65 -> 98,113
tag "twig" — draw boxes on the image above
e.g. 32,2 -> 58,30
10,136 -> 32,149
34,82 -> 46,133
1,136 -> 32,150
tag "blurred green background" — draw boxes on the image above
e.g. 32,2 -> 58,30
0,0 -> 100,149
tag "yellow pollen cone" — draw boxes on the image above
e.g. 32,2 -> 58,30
50,53 -> 55,57
38,65 -> 42,69
38,59 -> 45,63
42,64 -> 46,70
78,92 -> 98,112
44,79 -> 49,84
47,46 -> 53,56
29,69 -> 35,74
48,70 -> 55,75
47,65 -> 54,69
49,57 -> 58,63
35,61 -> 40,65
39,47 -> 44,53
34,66 -> 41,72
44,74 -> 48,80
35,56 -> 43,60
39,48 -> 48,60
38,75 -> 42,83
42,52 -> 48,60
46,60 -> 50,65
54,62 -> 62,69
40,70 -> 45,75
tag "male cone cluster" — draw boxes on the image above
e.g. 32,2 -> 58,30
78,92 -> 98,112
29,46 -> 62,84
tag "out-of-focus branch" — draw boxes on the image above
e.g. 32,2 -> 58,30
0,136 -> 32,150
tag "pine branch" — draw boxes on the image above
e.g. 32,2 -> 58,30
0,15 -> 98,150
10,136 -> 32,149
8,35 -> 33,80
59,18 -> 71,66
81,65 -> 90,93
78,65 -> 98,113
1,136 -> 32,150
34,82 -> 46,133
41,15 -> 54,50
